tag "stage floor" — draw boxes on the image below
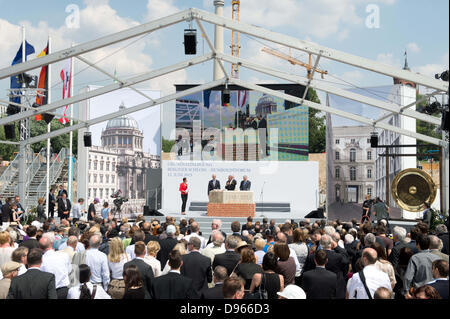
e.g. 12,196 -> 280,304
327,202 -> 403,222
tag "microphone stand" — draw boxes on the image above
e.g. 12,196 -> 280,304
260,181 -> 266,216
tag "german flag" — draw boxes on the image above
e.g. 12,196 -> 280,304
34,42 -> 54,124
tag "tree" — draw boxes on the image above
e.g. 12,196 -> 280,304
162,137 -> 176,153
0,124 -> 19,161
307,88 -> 326,153
30,119 -> 78,156
416,93 -> 442,161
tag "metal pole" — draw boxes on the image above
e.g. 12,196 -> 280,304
213,0 -> 225,80
45,36 -> 52,218
68,44 -> 74,203
440,148 -> 444,212
18,26 -> 27,204
385,147 -> 389,206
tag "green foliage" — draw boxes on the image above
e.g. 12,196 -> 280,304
416,93 -> 442,161
430,209 -> 448,232
307,88 -> 326,153
162,137 -> 176,153
21,207 -> 38,226
0,124 -> 19,161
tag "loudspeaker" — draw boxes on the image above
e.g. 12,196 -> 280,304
442,110 -> 449,132
184,29 -> 197,55
370,135 -> 378,148
4,124 -> 16,140
144,206 -> 164,216
222,89 -> 230,105
304,208 -> 324,219
83,132 -> 92,147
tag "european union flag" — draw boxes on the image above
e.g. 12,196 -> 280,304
10,41 -> 35,104
203,89 -> 211,109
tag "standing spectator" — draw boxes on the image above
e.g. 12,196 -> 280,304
57,185 -> 68,200
388,226 -> 408,269
184,221 -> 207,250
249,252 -> 284,299
302,249 -> 337,299
289,228 -> 309,278
107,237 -> 129,299
179,177 -> 188,215
19,225 -> 39,250
403,233 -> 441,297
144,241 -> 161,277
422,202 -> 433,226
101,202 -> 111,224
39,234 -> 72,299
223,276 -> 245,299
181,237 -> 212,295
435,224 -> 448,255
263,229 -> 275,253
125,229 -> 145,260
48,188 -> 56,219
0,261 -> 21,299
411,285 -> 442,299
60,236 -> 77,262
374,287 -> 393,299
161,242 -> 188,275
202,231 -> 226,264
393,247 -> 414,300
346,248 -> 392,299
36,198 -> 46,223
273,242 -> 296,286
254,238 -> 266,266
370,242 -> 396,289
429,235 -> 449,262
1,199 -> 12,230
213,236 -> 241,276
151,250 -> 196,299
58,227 -> 85,252
233,248 -> 262,292
11,247 -> 28,275
13,196 -> 25,222
207,219 -> 227,245
7,248 -> 57,299
231,221 -> 246,241
123,241 -> 154,298
122,265 -> 146,299
372,197 -> 390,225
57,193 -> 71,221
157,225 -> 178,270
67,264 -> 111,299
427,259 -> 448,299
142,222 -> 159,244
72,198 -> 84,224
200,266 -> 227,299
88,198 -> 99,221
375,224 -> 393,257
85,233 -> 110,292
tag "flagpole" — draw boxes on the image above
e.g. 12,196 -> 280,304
45,36 -> 52,218
68,43 -> 74,203
18,25 -> 27,204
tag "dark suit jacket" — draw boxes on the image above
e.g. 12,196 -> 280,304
157,237 -> 178,270
225,179 -> 237,191
429,279 -> 449,299
239,180 -> 251,191
303,249 -> 348,299
388,241 -> 408,269
151,272 -> 196,299
57,198 -> 71,218
1,203 -> 11,222
7,268 -> 57,299
124,258 -> 154,299
302,267 -> 337,299
212,251 -> 241,276
200,283 -> 224,299
438,233 -> 449,255
144,233 -> 159,245
181,251 -> 212,293
208,179 -> 221,195
19,238 -> 40,250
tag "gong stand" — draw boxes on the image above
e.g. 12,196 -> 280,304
376,144 -> 443,211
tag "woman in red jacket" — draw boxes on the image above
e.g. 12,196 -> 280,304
179,177 -> 188,215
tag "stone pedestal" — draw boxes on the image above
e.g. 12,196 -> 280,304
207,190 -> 255,217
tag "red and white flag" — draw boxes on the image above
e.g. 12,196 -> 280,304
238,90 -> 247,109
59,58 -> 72,125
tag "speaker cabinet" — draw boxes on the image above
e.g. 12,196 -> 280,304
370,135 -> 378,148
184,29 -> 197,55
84,132 -> 92,147
4,124 -> 16,140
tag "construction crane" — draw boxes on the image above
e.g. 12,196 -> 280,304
231,0 -> 240,78
261,47 -> 328,79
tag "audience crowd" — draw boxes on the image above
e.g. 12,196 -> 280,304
0,198 -> 448,300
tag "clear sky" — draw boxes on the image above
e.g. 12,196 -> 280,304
0,0 -> 448,138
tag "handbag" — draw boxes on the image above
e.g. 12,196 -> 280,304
246,273 -> 268,299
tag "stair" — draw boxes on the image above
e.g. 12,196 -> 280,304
189,202 -> 291,212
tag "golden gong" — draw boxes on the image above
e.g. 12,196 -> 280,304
391,168 -> 437,212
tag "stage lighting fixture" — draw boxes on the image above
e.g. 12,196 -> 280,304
17,73 -> 37,88
425,101 -> 441,115
222,87 -> 230,106
442,110 -> 449,132
184,29 -> 197,55
370,132 -> 378,148
83,132 -> 92,147
435,70 -> 449,82
6,104 -> 20,116
4,124 -> 16,140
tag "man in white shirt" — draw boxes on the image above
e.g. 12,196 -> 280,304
39,233 -> 72,299
202,230 -> 226,262
125,229 -> 146,260
85,233 -> 110,291
184,222 -> 207,250
71,198 -> 85,223
346,248 -> 392,299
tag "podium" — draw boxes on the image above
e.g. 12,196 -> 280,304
207,190 -> 256,217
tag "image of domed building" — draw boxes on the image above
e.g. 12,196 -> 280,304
87,103 -> 160,217
255,94 -> 278,117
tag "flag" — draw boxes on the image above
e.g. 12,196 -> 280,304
203,89 -> 211,109
34,43 -> 54,123
238,90 -> 247,109
10,41 -> 35,105
59,58 -> 72,125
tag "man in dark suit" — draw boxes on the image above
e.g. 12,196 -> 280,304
157,225 -> 178,270
7,248 -> 57,299
181,237 -> 212,294
123,241 -> 154,299
303,235 -> 348,299
388,226 -> 409,269
239,175 -> 251,191
151,250 -> 196,299
142,222 -> 159,244
225,175 -> 237,191
57,192 -> 71,220
302,249 -> 337,299
428,260 -> 448,299
57,185 -> 68,200
201,266 -> 227,299
48,188 -> 56,219
207,174 -> 221,196
212,236 -> 241,276
19,225 -> 40,250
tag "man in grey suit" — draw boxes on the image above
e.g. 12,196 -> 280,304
7,248 -> 57,299
208,174 -> 221,195
239,176 -> 251,191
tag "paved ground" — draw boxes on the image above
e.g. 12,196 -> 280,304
327,202 -> 403,222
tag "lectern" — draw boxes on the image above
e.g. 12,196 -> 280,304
207,190 -> 256,217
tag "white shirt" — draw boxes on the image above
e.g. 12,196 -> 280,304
347,264 -> 392,299
59,241 -> 85,253
143,255 -> 161,277
85,248 -> 110,290
18,264 -> 27,276
72,203 -> 83,219
41,249 -> 72,289
108,253 -> 130,280
201,245 -> 226,264
288,247 -> 301,277
67,282 -> 111,299
184,233 -> 207,250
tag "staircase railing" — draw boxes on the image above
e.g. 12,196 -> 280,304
0,149 -> 33,195
25,148 -> 46,190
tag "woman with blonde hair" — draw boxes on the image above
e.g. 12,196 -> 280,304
144,241 -> 161,277
161,242 -> 187,275
107,237 -> 130,299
